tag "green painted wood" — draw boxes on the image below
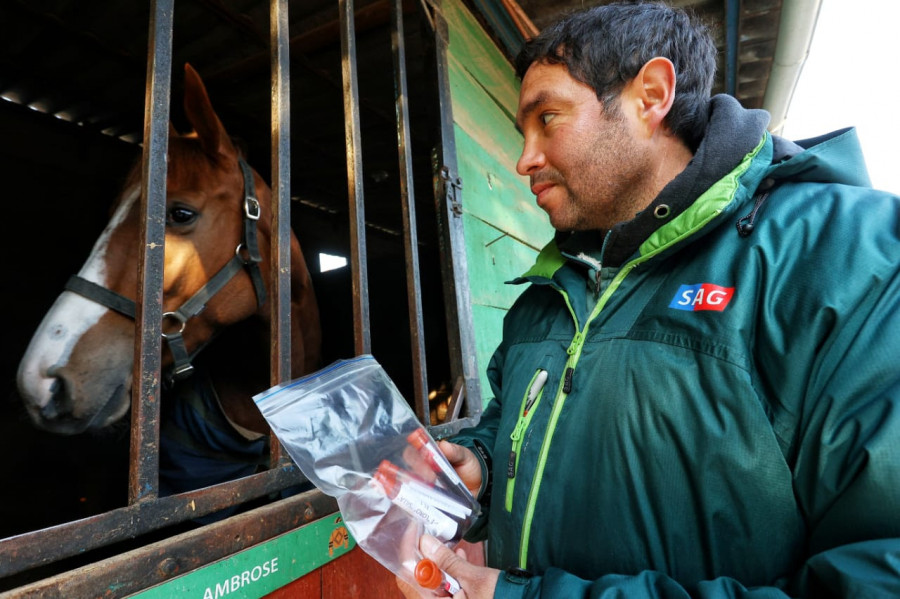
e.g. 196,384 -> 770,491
441,0 -> 556,407
454,125 -> 551,250
445,0 -> 520,118
462,215 -> 539,308
128,515 -> 355,599
447,56 -> 523,177
462,217 -> 539,398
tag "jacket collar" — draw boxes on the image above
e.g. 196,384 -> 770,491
520,95 -> 770,281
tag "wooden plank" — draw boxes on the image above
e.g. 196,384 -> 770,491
446,49 -> 521,174
438,0 -> 555,408
262,546 -> 400,599
267,540 -> 485,598
444,0 -> 520,117
454,124 -> 551,249
322,546 -> 404,598
261,569 -> 320,598
127,513 -> 354,599
462,216 -> 539,308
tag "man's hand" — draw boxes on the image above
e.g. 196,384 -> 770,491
437,441 -> 482,497
397,535 -> 500,598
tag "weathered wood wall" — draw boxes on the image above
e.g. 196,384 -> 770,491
444,0 -> 554,400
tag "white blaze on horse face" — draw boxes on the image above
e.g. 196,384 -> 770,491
17,186 -> 139,408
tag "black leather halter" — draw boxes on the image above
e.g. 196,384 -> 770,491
64,157 -> 268,382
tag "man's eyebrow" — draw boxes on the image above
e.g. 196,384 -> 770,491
515,92 -> 550,134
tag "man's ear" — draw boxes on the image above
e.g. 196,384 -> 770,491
625,56 -> 676,137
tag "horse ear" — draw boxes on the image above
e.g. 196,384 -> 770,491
182,63 -> 235,157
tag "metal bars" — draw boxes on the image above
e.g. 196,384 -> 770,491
269,0 -> 292,466
1,0 -> 486,590
129,0 -> 173,506
339,0 -> 372,356
0,0 -> 308,586
428,0 -> 483,437
390,0 -> 430,423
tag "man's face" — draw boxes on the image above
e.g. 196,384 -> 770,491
515,62 -> 650,231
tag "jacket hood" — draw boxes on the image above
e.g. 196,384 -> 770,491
768,127 -> 871,187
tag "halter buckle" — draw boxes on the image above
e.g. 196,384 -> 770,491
244,196 -> 260,220
171,362 -> 195,380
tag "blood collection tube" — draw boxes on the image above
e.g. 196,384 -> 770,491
415,558 -> 461,596
371,462 -> 463,541
378,460 -> 472,519
407,428 -> 471,497
409,429 -> 459,480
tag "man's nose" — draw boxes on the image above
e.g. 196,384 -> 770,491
516,137 -> 544,176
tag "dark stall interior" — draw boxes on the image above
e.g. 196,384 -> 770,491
0,0 -> 453,544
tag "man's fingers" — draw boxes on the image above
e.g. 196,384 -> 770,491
436,442 -> 482,496
421,534 -> 467,574
437,440 -> 465,464
419,534 -> 500,598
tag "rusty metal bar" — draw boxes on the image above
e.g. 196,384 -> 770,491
268,0 -> 292,467
130,0 -> 174,505
0,466 -> 307,580
390,0 -> 429,422
339,0 -> 372,355
1,1 -> 342,593
429,0 -> 483,416
0,489 -> 337,599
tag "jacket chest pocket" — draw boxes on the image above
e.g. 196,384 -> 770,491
505,367 -> 551,512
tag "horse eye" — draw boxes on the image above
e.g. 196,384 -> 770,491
167,206 -> 197,226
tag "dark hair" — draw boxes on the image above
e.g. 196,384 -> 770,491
515,1 -> 716,149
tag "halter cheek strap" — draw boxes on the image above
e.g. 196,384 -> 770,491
64,157 -> 267,384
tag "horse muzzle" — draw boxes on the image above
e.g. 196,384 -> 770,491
20,367 -> 132,435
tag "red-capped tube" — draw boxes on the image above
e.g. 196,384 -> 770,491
408,429 -> 470,496
378,460 -> 472,519
371,461 -> 463,541
415,558 -> 461,596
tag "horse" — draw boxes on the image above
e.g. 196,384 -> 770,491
16,64 -> 321,497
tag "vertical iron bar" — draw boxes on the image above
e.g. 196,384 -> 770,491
339,0 -> 371,355
269,0 -> 291,466
725,0 -> 739,97
429,0 -> 482,416
130,0 -> 174,504
390,0 -> 429,423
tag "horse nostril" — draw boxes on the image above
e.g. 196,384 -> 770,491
41,378 -> 69,420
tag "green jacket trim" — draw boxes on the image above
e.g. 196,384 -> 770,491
640,134 -> 768,256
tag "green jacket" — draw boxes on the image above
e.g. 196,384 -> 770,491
454,96 -> 900,598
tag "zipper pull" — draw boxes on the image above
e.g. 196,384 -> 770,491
563,367 -> 574,394
567,333 -> 583,356
507,419 -> 528,478
594,268 -> 602,296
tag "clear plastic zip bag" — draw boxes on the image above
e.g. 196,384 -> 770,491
253,355 -> 480,595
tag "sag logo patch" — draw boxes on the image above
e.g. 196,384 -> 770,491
669,283 -> 734,312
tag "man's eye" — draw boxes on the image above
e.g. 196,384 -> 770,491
540,113 -> 556,125
167,206 -> 198,226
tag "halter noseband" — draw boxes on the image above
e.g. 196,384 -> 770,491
64,157 -> 268,383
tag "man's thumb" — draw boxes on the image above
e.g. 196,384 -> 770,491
420,534 -> 466,575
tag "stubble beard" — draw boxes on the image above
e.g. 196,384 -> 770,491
556,130 -> 648,232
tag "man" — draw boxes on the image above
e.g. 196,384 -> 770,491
399,1 -> 900,597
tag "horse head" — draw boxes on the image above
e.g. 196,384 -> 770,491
17,64 -> 320,435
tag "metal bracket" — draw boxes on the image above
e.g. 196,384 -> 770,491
440,165 -> 463,217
